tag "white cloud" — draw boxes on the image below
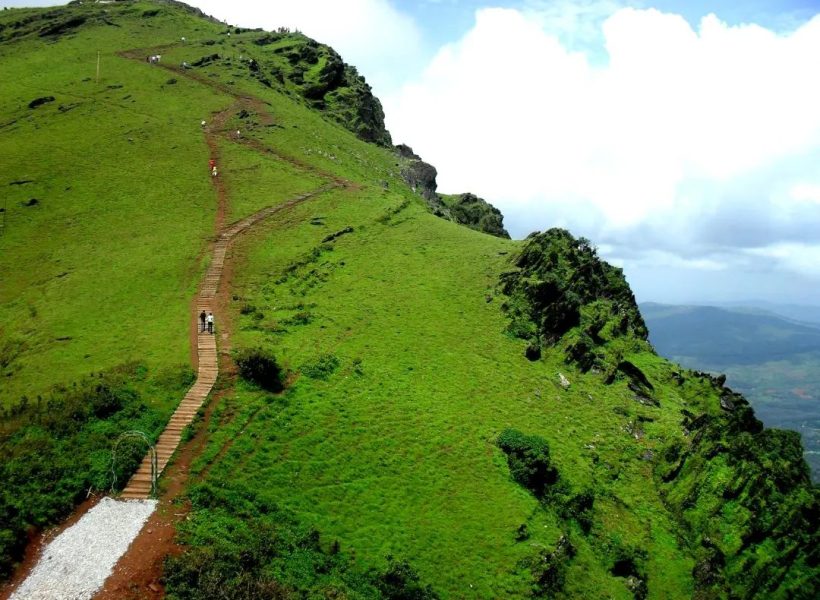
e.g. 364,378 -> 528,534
383,6 -> 820,293
190,0 -> 423,93
790,183 -> 820,205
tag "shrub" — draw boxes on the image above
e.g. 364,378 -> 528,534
525,535 -> 576,597
285,310 -> 312,325
375,556 -> 440,600
166,482 -> 440,599
301,354 -> 340,380
234,347 -> 285,392
497,428 -> 557,497
560,489 -> 595,534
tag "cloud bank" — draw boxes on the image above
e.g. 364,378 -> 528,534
384,7 -> 820,300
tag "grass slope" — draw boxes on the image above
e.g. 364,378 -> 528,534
0,1 -> 228,406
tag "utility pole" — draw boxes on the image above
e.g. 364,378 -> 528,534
96,51 -> 100,84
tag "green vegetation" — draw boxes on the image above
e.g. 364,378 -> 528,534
656,379 -> 819,598
498,428 -> 558,497
165,480 -> 437,599
501,229 -> 648,373
0,2 -> 817,598
441,192 -> 511,239
234,347 -> 286,392
0,363 -> 192,577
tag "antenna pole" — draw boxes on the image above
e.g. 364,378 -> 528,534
96,51 -> 100,84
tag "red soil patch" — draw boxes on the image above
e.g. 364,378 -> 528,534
93,386 -> 228,600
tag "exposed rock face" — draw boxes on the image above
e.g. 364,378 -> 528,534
394,144 -> 421,160
400,158 -> 439,204
394,145 -> 510,238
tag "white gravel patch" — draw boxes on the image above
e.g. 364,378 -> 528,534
11,497 -> 157,600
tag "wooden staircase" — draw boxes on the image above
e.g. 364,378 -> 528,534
119,187 -> 335,500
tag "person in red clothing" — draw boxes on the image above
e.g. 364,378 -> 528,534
208,158 -> 215,172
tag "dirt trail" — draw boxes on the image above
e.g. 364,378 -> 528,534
4,43 -> 348,599
119,40 -> 345,500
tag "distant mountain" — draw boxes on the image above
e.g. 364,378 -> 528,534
642,302 -> 820,482
641,302 -> 820,367
714,301 -> 820,325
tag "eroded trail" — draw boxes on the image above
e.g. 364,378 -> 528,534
5,44 -> 345,600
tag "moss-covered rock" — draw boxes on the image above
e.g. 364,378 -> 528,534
441,193 -> 510,239
501,228 -> 647,369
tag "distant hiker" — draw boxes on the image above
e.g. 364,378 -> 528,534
181,36 -> 187,43
207,313 -> 214,334
199,310 -> 206,332
181,61 -> 190,69
211,166 -> 218,177
201,120 -> 207,127
209,158 -> 216,171
235,130 -> 241,138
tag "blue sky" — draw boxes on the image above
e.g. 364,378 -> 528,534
394,0 -> 819,57
3,0 -> 820,305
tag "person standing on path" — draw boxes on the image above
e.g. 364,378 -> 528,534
207,312 -> 214,334
208,158 -> 215,172
199,310 -> 206,333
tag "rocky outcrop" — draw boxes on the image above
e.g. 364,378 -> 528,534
394,146 -> 509,238
658,381 -> 819,599
500,228 -> 647,365
444,193 -> 510,239
247,35 -> 392,146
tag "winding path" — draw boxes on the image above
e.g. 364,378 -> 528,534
117,41 -> 346,499
6,42 -> 346,598
120,185 -> 335,499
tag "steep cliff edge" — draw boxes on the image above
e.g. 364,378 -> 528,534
499,229 -> 819,599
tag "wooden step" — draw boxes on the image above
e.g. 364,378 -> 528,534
111,179 -> 333,503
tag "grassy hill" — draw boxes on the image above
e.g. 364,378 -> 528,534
0,2 -> 817,598
642,302 -> 820,482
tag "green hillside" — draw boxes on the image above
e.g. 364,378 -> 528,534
0,2 -> 817,598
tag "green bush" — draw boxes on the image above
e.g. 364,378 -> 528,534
497,428 -> 558,497
301,353 -> 340,380
524,535 -> 576,597
375,556 -> 440,600
234,347 -> 285,392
